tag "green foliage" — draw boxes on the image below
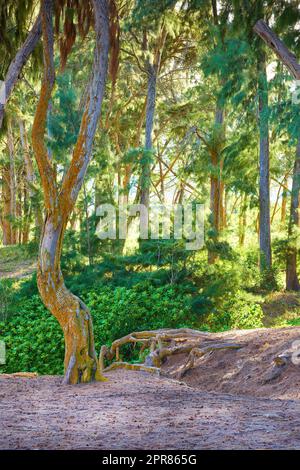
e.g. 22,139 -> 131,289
0,283 -> 194,374
203,291 -> 264,331
0,244 -> 280,375
0,295 -> 64,375
88,283 -> 194,352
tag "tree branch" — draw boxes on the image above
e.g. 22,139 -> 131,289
31,1 -> 57,213
0,13 -> 42,128
59,0 -> 110,217
254,20 -> 300,80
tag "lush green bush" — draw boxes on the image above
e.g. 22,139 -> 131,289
0,241 -> 271,375
202,290 -> 264,331
88,283 -> 195,353
0,283 -> 195,374
0,296 -> 64,375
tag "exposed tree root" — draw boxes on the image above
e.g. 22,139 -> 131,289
103,362 -> 159,374
177,343 -> 244,379
263,348 -> 294,384
0,372 -> 38,379
99,328 -> 244,377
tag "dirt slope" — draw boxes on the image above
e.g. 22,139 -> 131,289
160,326 -> 300,399
1,370 -> 300,450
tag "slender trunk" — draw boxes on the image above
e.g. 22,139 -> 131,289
221,184 -> 227,229
208,108 -> 224,264
83,184 -> 93,266
22,180 -> 30,243
238,194 -> 247,246
258,53 -> 272,271
19,120 -> 36,189
140,63 -> 157,209
19,120 -> 35,242
16,168 -> 23,244
7,120 -> 17,244
1,164 -> 12,245
281,175 -> 288,224
286,139 -> 300,291
0,15 -> 42,128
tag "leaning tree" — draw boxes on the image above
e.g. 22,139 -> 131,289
31,0 -> 110,384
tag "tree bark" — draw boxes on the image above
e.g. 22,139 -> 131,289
286,139 -> 300,291
208,108 -> 224,264
140,27 -> 167,216
7,120 -> 17,244
254,20 -> 300,284
19,119 -> 36,242
32,0 -> 109,384
140,63 -> 157,210
281,175 -> 288,224
238,194 -> 247,246
0,14 -> 42,128
19,120 -> 36,191
258,52 -> 272,271
254,20 -> 300,81
0,164 -> 12,245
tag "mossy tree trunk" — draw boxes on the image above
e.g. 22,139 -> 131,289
31,0 -> 110,384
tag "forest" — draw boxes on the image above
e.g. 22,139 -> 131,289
1,0 -> 300,453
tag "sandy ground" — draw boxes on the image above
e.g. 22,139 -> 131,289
1,369 -> 300,450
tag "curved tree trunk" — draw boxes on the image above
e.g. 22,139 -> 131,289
38,216 -> 100,383
32,0 -> 109,384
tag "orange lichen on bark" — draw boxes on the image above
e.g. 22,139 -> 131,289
31,0 -> 110,385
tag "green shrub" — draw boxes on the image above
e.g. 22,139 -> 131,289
87,283 -> 195,355
0,295 -> 64,375
200,291 -> 264,331
229,298 -> 264,329
0,283 -> 195,374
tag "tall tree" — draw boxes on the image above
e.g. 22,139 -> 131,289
254,19 -> 300,290
31,0 -> 110,384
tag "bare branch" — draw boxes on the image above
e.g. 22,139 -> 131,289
254,20 -> 300,80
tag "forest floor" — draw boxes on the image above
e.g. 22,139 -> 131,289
0,246 -> 36,279
1,369 -> 300,450
1,326 -> 300,450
